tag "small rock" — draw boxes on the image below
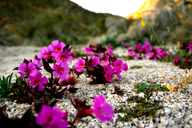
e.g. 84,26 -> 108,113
168,120 -> 175,127
164,108 -> 172,116
184,124 -> 191,128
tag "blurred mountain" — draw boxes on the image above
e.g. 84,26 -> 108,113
124,0 -> 192,44
0,0 -> 128,46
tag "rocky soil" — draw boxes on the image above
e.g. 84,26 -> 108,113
0,46 -> 192,128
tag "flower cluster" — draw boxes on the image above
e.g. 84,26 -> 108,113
122,41 -> 169,60
0,94 -> 114,128
173,42 -> 192,69
14,40 -> 77,103
35,94 -> 114,128
74,45 -> 128,84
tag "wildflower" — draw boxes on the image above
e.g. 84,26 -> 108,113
167,27 -> 170,32
59,74 -> 70,82
122,63 -> 128,71
84,47 -> 94,55
166,86 -> 175,91
103,64 -> 113,72
141,19 -> 146,27
36,104 -> 68,128
121,42 -> 128,48
127,47 -> 133,52
143,41 -> 152,53
48,40 -> 66,54
108,43 -> 113,49
173,56 -> 181,65
18,62 -> 36,78
143,54 -> 147,59
129,51 -> 139,59
115,72 -> 122,79
72,53 -> 77,58
147,52 -> 154,59
135,43 -> 143,52
189,44 -> 192,52
93,94 -> 114,122
75,58 -> 85,72
91,56 -> 100,66
104,71 -> 113,82
113,60 -> 123,73
161,52 -> 168,59
37,46 -> 52,59
33,56 -> 43,68
137,11 -> 142,19
53,64 -> 70,78
56,49 -> 73,67
28,69 -> 48,91
106,48 -> 113,57
101,55 -> 109,64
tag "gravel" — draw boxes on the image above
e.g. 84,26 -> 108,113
0,46 -> 192,128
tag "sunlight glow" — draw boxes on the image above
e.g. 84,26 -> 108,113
70,0 -> 147,17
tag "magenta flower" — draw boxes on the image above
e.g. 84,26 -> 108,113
122,63 -> 128,71
173,56 -> 181,65
18,62 -> 36,78
115,72 -> 122,79
75,58 -> 85,72
113,60 -> 123,73
135,43 -> 143,52
102,64 -> 112,72
104,71 -> 113,82
108,43 -> 113,49
59,74 -> 70,82
127,47 -> 133,51
143,41 -> 152,53
84,47 -> 94,55
161,52 -> 168,59
147,52 -> 154,58
189,44 -> 192,51
56,50 -> 73,67
143,54 -> 147,59
129,51 -> 138,58
121,42 -> 128,48
72,53 -> 77,58
36,104 -> 68,128
93,94 -> 114,122
48,40 -> 66,53
53,64 -> 70,78
106,48 -> 114,57
101,55 -> 109,64
37,46 -> 52,59
91,56 -> 100,66
28,69 -> 48,91
33,56 -> 43,68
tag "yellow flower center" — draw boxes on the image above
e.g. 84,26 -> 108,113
34,80 -> 40,85
60,56 -> 66,60
80,64 -> 83,68
25,69 -> 30,74
117,65 -> 120,68
55,48 -> 61,52
97,111 -> 102,115
57,68 -> 63,73
44,53 -> 51,58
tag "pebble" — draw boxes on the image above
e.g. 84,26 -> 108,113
168,120 -> 175,126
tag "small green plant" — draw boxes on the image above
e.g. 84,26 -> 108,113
115,100 -> 163,121
115,82 -> 168,121
0,73 -> 15,98
134,82 -> 168,100
130,65 -> 143,69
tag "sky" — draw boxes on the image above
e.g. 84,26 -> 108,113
70,0 -> 147,17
